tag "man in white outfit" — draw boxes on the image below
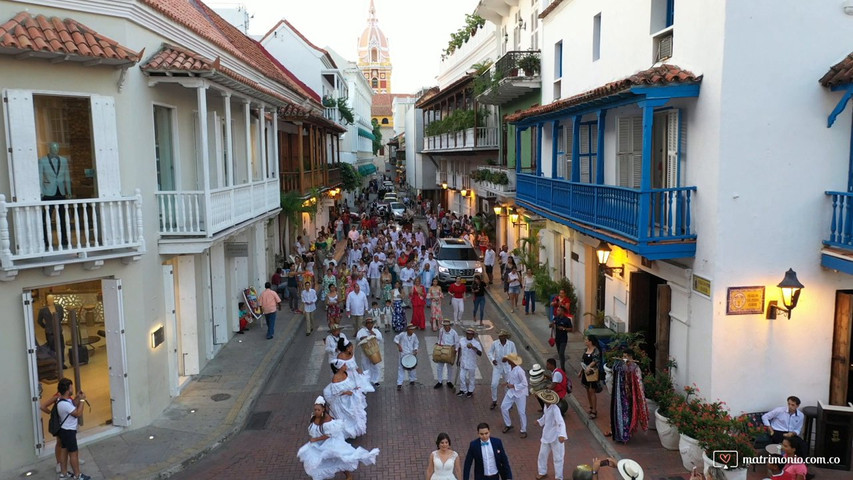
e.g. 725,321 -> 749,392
355,317 -> 383,386
394,324 -> 419,389
434,320 -> 459,390
534,389 -> 567,480
367,255 -> 382,300
346,283 -> 369,331
399,263 -> 416,307
455,328 -> 482,398
324,324 -> 347,368
500,353 -> 529,438
488,330 -> 517,410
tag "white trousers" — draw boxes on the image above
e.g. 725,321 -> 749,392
452,298 -> 465,323
360,354 -> 381,384
436,362 -> 455,383
459,366 -> 476,393
537,440 -> 565,479
501,394 -> 527,432
370,278 -> 380,298
491,366 -> 510,401
397,360 -> 416,385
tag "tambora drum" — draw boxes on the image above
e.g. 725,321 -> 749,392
432,344 -> 456,364
401,353 -> 417,370
359,336 -> 382,365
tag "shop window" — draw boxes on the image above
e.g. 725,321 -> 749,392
34,95 -> 97,199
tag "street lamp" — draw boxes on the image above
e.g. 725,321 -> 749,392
442,182 -> 448,189
595,241 -> 623,276
493,205 -> 503,216
766,268 -> 805,319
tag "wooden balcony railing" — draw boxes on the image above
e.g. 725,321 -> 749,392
423,127 -> 499,152
0,191 -> 145,272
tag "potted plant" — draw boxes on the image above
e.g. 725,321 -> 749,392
668,385 -> 733,472
653,386 -> 683,450
517,54 -> 540,76
698,414 -> 759,480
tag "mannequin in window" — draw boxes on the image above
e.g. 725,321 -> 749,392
38,142 -> 71,247
37,294 -> 66,367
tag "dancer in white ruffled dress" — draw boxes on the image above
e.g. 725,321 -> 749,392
425,432 -> 462,480
323,360 -> 368,439
336,338 -> 375,394
297,396 -> 379,480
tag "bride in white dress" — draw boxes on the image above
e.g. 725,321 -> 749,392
425,432 -> 462,480
297,396 -> 379,480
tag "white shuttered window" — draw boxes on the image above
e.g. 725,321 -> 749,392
616,116 -> 642,188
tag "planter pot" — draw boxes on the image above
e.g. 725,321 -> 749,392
701,452 -> 747,480
604,365 -> 613,394
679,433 -> 703,472
655,408 -> 679,450
523,69 -> 535,76
645,398 -> 659,431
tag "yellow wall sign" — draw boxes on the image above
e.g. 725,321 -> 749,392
692,275 -> 711,297
726,286 -> 765,315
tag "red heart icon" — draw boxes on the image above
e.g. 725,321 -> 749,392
719,453 -> 731,464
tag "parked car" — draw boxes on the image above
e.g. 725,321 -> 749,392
383,192 -> 397,202
389,201 -> 407,221
433,238 -> 484,286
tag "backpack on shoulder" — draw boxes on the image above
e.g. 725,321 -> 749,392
48,399 -> 72,436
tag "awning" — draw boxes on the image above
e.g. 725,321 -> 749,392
358,164 -> 377,175
358,127 -> 376,140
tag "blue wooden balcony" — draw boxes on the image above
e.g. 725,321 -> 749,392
821,191 -> 853,274
516,174 -> 697,260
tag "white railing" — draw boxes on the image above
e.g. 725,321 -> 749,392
472,166 -> 517,196
423,127 -> 499,152
156,178 -> 279,237
324,107 -> 341,124
0,190 -> 145,271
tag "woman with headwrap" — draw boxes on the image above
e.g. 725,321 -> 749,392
323,360 -> 368,439
297,395 -> 379,480
336,338 -> 375,394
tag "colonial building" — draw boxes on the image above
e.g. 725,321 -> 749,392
0,0 -> 318,473
506,0 -> 853,412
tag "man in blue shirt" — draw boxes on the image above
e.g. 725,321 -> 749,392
761,395 -> 804,444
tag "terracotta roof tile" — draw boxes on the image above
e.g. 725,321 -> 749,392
139,0 -> 320,104
141,45 -> 216,71
0,12 -> 140,63
506,64 -> 702,122
371,93 -> 410,116
820,52 -> 853,88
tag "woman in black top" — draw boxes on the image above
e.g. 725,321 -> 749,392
580,334 -> 602,418
471,275 -> 487,326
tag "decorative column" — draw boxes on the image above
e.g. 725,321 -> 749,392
243,100 -> 252,183
223,93 -> 233,186
197,86 -> 212,237
259,105 -> 267,179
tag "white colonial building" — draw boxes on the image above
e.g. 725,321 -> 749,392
505,0 -> 853,413
0,0 -> 320,473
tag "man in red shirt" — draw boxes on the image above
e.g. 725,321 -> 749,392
448,277 -> 467,325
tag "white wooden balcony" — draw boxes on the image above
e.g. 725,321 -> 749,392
0,191 -> 145,279
422,127 -> 498,153
471,166 -> 517,198
156,178 -> 280,237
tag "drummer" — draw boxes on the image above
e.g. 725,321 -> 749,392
434,319 -> 459,390
356,317 -> 383,387
394,324 -> 419,391
455,327 -> 483,398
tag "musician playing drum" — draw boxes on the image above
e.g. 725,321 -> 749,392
356,317 -> 384,387
394,324 -> 419,390
433,319 -> 459,390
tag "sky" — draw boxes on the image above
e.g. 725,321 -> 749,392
208,0 -> 480,95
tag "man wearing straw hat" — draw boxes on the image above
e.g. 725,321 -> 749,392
356,317 -> 383,386
456,327 -> 483,398
394,324 -> 419,390
434,319 -> 459,390
488,330 -> 517,410
535,389 -> 567,480
500,353 -> 529,438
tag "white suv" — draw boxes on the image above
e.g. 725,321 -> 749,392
434,238 -> 484,286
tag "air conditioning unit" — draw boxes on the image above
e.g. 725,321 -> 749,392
654,32 -> 673,62
607,316 -> 627,333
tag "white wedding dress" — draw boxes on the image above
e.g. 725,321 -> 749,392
430,450 -> 458,480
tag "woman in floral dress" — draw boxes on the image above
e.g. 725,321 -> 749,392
391,280 -> 407,332
325,285 -> 342,329
380,267 -> 393,303
428,278 -> 444,332
321,268 -> 337,302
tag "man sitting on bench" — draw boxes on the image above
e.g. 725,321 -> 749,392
762,395 -> 804,444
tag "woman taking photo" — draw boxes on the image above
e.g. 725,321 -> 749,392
580,334 -> 602,419
551,289 -> 572,319
425,432 -> 462,480
506,265 -> 521,313
428,278 -> 444,331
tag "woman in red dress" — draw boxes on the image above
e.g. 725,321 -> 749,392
410,277 -> 427,330
551,289 -> 572,318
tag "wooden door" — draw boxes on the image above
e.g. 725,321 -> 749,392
830,292 -> 853,405
656,284 -> 672,370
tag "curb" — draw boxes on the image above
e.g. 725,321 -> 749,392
485,289 -> 622,461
